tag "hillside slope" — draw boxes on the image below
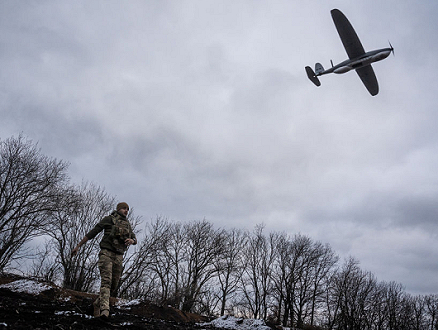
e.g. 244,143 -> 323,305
0,273 -> 209,330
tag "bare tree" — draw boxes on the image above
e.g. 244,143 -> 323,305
272,234 -> 315,327
283,237 -> 338,328
137,218 -> 224,311
425,294 -> 438,330
42,182 -> 115,292
270,232 -> 291,325
29,238 -> 61,283
0,134 -> 69,271
240,225 -> 276,320
412,295 -> 427,330
149,219 -> 186,306
366,281 -> 389,330
214,228 -> 248,316
398,294 -> 417,330
308,241 -> 339,326
291,235 -> 320,329
327,257 -> 379,330
196,286 -> 222,316
181,219 -> 225,312
384,281 -> 407,330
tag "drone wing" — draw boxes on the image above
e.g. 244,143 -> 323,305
331,9 -> 379,96
331,9 -> 365,59
356,65 -> 379,96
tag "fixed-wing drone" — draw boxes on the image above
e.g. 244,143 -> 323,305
306,9 -> 393,96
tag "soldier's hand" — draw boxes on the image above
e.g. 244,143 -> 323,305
71,247 -> 79,256
125,238 -> 135,246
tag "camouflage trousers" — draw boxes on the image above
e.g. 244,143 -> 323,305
94,249 -> 124,313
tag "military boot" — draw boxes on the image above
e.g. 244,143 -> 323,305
100,309 -> 110,319
93,299 -> 100,318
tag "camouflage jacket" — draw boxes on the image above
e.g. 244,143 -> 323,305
85,211 -> 137,254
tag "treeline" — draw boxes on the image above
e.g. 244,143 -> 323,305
1,134 -> 438,330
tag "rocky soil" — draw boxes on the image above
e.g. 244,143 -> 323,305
0,273 -> 212,330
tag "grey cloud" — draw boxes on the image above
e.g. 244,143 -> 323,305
1,0 -> 438,294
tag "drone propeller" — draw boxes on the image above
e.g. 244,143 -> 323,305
389,41 -> 394,56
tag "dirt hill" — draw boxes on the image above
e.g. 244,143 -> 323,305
0,273 -> 211,330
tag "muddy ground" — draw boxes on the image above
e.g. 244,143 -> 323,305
0,273 -> 213,330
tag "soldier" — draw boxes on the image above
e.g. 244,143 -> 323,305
71,202 -> 137,318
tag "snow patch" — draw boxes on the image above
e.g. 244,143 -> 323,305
116,298 -> 141,307
0,279 -> 52,295
199,315 -> 272,330
120,322 -> 133,326
54,311 -> 93,319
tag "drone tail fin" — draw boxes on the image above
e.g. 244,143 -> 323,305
305,66 -> 321,86
315,63 -> 325,75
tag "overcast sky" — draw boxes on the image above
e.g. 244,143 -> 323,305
1,1 -> 438,295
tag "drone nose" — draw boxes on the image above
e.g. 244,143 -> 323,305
389,41 -> 395,56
